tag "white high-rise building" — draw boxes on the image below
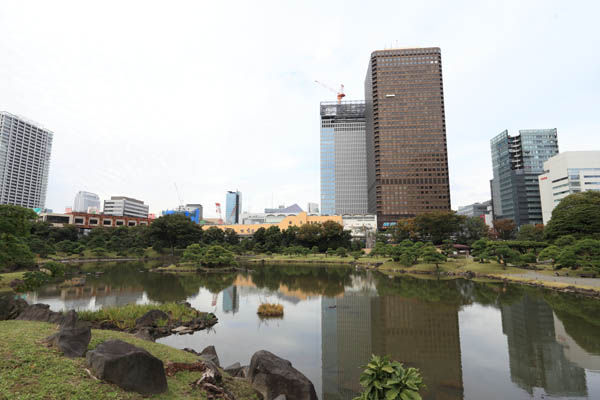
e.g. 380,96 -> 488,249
73,191 -> 100,212
307,202 -> 320,214
103,196 -> 149,218
320,101 -> 367,215
0,112 -> 53,209
538,151 -> 600,224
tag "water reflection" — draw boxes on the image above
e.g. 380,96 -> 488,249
25,262 -> 600,399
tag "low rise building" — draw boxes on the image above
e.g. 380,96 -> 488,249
538,151 -> 600,224
39,211 -> 152,230
205,212 -> 343,236
457,200 -> 491,218
341,214 -> 377,247
73,191 -> 100,213
162,204 -> 203,224
103,196 -> 149,218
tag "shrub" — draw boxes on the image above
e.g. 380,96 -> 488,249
182,243 -> 205,263
257,303 -> 284,317
43,261 -> 65,278
336,247 -> 348,258
16,271 -> 52,292
91,247 -> 108,257
201,245 -> 236,267
354,354 -> 425,400
351,251 -> 362,260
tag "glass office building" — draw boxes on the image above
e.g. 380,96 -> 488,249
225,191 -> 242,224
364,48 -> 451,229
490,129 -> 558,226
320,101 -> 367,215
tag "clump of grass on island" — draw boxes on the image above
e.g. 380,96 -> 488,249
78,302 -> 209,330
257,303 -> 284,317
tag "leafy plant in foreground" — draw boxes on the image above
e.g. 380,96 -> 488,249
354,355 -> 425,400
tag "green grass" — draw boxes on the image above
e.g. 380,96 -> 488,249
0,320 -> 258,400
78,303 -> 210,330
248,253 -> 391,264
0,271 -> 26,293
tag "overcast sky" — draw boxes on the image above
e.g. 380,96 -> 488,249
1,0 -> 598,217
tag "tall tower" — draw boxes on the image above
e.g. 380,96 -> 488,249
225,190 -> 242,224
364,47 -> 451,229
320,100 -> 367,215
0,111 -> 53,209
490,129 -> 558,226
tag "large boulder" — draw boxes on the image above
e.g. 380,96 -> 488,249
0,294 -> 28,321
248,350 -> 317,400
44,310 -> 91,358
86,339 -> 167,395
134,309 -> 169,329
200,345 -> 220,367
16,303 -> 64,323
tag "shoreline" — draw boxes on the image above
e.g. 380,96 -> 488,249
243,256 -> 600,298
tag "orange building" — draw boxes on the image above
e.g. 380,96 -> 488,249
203,212 -> 343,235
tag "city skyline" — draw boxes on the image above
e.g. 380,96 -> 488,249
1,1 -> 599,216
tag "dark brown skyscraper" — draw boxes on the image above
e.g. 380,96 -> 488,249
365,47 -> 451,229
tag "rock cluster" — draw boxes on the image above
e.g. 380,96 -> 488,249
86,339 -> 168,395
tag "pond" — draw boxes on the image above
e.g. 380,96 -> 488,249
25,261 -> 600,400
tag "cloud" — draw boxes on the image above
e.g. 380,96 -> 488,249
1,0 -> 598,215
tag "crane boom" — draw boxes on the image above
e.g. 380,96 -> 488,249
314,80 -> 346,104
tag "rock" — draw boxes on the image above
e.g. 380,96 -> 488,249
171,326 -> 190,334
16,303 -> 64,324
200,345 -> 220,367
248,350 -> 317,400
224,362 -> 242,377
43,310 -> 91,358
201,359 -> 222,383
274,395 -> 287,400
86,339 -> 167,395
0,294 -> 28,321
134,328 -> 155,342
134,309 -> 168,328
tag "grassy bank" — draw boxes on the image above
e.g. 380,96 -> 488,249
246,253 -> 391,264
36,248 -> 164,263
0,271 -> 26,293
0,320 -> 257,399
78,302 -> 212,330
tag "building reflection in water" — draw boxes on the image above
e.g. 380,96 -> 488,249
500,294 -> 587,397
222,285 -> 239,314
321,275 -> 464,400
26,282 -> 144,311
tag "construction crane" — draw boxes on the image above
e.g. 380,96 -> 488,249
314,80 -> 345,103
173,183 -> 184,209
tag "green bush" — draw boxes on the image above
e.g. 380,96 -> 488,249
336,247 -> 347,258
200,245 -> 236,268
16,271 -> 52,292
354,354 -> 425,400
182,243 -> 205,263
42,261 -> 65,278
91,247 -> 108,257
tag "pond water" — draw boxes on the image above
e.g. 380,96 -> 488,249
25,261 -> 600,400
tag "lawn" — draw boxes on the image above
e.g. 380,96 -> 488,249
0,320 -> 258,400
0,271 -> 26,293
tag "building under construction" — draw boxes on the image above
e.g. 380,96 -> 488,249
320,100 -> 368,216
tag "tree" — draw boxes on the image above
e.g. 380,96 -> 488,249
350,251 -> 362,260
311,246 -> 319,256
223,228 -> 239,245
202,226 -> 224,244
421,246 -> 446,269
413,211 -> 465,244
517,224 -> 545,242
149,214 -> 203,255
555,235 -> 577,247
182,243 -> 205,263
457,217 -> 489,245
572,239 -> 600,271
558,247 -> 577,269
493,245 -> 520,268
0,205 -> 38,237
336,247 -> 347,258
200,245 -> 236,267
493,219 -> 517,240
471,239 -> 489,263
538,245 -> 561,269
545,191 -> 600,240
326,248 -> 335,258
0,234 -> 35,271
390,219 -> 415,242
297,223 -> 321,248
